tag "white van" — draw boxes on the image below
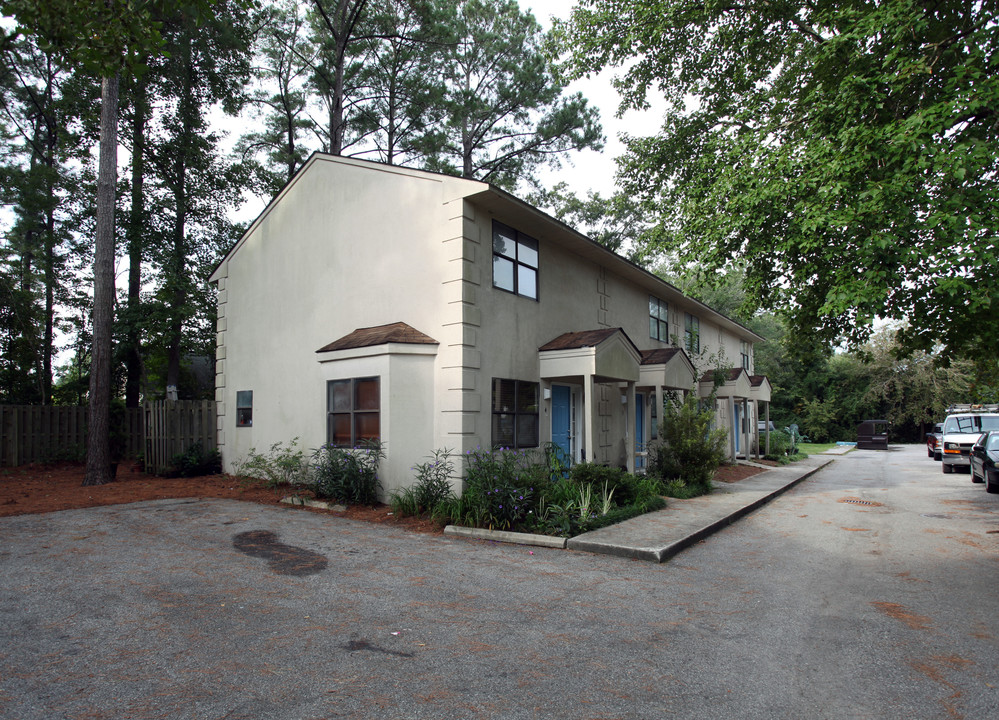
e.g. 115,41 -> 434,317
941,410 -> 999,474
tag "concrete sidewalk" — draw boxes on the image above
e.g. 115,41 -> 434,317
566,454 -> 836,562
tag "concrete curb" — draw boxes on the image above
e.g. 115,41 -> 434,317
444,525 -> 568,549
646,458 -> 832,563
566,458 -> 834,563
444,457 -> 833,561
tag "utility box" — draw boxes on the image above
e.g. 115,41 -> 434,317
856,419 -> 889,450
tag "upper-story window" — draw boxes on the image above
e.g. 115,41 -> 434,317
740,340 -> 751,370
492,221 -> 538,300
684,313 -> 700,354
649,296 -> 668,342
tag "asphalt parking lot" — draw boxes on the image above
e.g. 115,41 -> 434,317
3,447 -> 997,720
2,497 -> 689,719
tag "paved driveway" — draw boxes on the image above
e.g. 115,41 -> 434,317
2,447 -> 997,719
2,497 -> 681,719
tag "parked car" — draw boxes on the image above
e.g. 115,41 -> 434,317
969,430 -> 999,493
926,423 -> 943,460
941,410 -> 999,474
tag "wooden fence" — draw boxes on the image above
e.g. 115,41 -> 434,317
0,402 -> 214,472
144,400 -> 217,475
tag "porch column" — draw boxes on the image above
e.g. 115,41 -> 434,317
585,374 -> 597,464
765,402 -> 771,456
654,383 -> 663,440
753,398 -> 761,460
626,381 -> 636,473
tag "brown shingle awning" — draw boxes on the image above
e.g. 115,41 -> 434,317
317,322 -> 438,353
640,347 -> 682,365
539,328 -> 639,355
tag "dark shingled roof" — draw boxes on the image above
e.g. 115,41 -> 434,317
317,322 -> 438,353
749,375 -> 768,387
700,367 -> 746,383
539,328 -> 622,351
640,347 -> 683,365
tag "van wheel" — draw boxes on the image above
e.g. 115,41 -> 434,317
987,472 -> 999,494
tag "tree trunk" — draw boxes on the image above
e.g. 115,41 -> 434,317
84,73 -> 120,487
125,75 -> 148,408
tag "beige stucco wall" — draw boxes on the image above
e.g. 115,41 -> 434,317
213,157 -> 482,494
213,156 -> 765,494
456,196 -> 760,467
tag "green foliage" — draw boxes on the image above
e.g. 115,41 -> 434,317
391,448 -> 456,516
434,448 -> 665,537
658,477 -> 707,500
764,430 -> 792,459
459,447 -> 547,530
648,390 -> 727,490
231,438 -> 311,488
426,0 -> 603,191
167,443 -> 221,477
529,182 -> 650,260
555,0 -> 999,368
311,439 -> 384,505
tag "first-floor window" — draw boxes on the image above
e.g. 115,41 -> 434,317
328,377 -> 380,447
491,378 -> 539,449
236,390 -> 253,427
685,313 -> 700,354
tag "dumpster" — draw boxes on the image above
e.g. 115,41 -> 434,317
856,419 -> 889,449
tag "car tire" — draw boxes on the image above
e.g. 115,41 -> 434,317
987,472 -> 999,494
928,447 -> 933,458
934,451 -> 942,462
943,462 -> 953,474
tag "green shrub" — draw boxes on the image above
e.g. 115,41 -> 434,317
232,438 -> 311,487
659,477 -> 711,499
391,449 -> 456,516
167,443 -> 221,477
648,390 -> 727,490
311,439 -> 384,505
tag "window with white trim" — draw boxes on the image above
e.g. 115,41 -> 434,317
492,221 -> 538,299
740,341 -> 751,370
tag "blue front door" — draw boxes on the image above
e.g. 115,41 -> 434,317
734,402 -> 742,455
552,385 -> 571,461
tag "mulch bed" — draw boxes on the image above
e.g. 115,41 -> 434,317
0,460 -> 768,525
0,462 -> 440,533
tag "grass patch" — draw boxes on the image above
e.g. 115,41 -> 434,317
797,442 -> 840,455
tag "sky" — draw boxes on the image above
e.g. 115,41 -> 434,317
527,0 -> 666,201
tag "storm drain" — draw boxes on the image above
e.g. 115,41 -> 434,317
839,497 -> 883,507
